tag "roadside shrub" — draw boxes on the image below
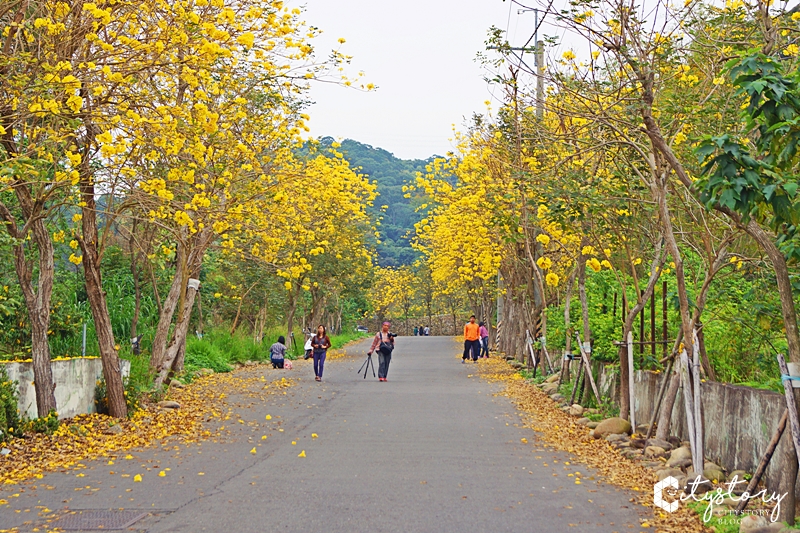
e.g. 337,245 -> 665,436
0,366 -> 21,441
185,336 -> 231,373
25,409 -> 59,435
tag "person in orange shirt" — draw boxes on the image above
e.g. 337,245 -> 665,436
463,315 -> 481,363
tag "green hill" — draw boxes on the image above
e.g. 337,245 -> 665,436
318,137 -> 436,267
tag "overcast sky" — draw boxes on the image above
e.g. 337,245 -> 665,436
301,0 -> 541,160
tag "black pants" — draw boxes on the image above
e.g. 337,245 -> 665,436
378,350 -> 392,378
463,339 -> 481,361
271,358 -> 284,369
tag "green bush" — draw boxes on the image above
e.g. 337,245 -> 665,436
185,336 -> 232,373
0,366 -> 21,441
25,409 -> 59,435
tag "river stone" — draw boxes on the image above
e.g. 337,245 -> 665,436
569,404 -> 585,416
728,470 -> 749,483
576,417 -> 590,426
703,466 -> 725,484
551,393 -> 565,402
157,400 -> 181,409
561,406 -> 571,412
666,446 -> 692,468
685,469 -> 714,493
545,374 -> 560,383
592,417 -> 632,439
585,408 -> 600,414
587,421 -> 600,429
645,446 -> 667,459
195,368 -> 214,376
635,423 -> 650,434
645,438 -> 673,451
542,383 -> 558,394
739,515 -> 769,533
656,467 -> 683,481
103,424 -> 123,435
605,433 -> 629,443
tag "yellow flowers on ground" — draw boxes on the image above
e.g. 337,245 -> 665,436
250,447 -> 257,454
158,470 -> 166,477
298,450 -> 306,458
265,415 -> 272,420
133,474 -> 142,482
311,433 -> 318,438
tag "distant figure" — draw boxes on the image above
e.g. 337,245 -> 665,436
424,325 -> 430,336
413,326 -> 419,336
418,324 -> 424,336
479,321 -> 489,358
463,315 -> 481,363
311,325 -> 331,382
270,336 -> 287,369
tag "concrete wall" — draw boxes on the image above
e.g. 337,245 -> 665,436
1,358 -> 130,419
592,363 -> 795,497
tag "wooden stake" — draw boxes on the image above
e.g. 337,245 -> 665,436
734,410 -> 788,515
777,354 -> 800,469
575,332 -> 601,403
627,330 -> 636,430
643,357 -> 674,447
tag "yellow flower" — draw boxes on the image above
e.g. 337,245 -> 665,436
581,245 -> 595,256
536,234 -> 550,246
545,272 -> 559,287
562,50 -> 576,61
587,258 -> 602,272
536,256 -> 552,270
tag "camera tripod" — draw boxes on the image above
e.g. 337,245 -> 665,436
358,352 -> 376,379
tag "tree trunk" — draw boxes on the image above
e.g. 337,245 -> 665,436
11,219 -> 57,416
577,246 -> 593,400
154,282 -> 199,387
80,212 -> 127,419
656,371 -> 681,440
150,247 -> 186,370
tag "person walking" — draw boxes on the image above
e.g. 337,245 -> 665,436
270,336 -> 287,369
413,326 -> 419,336
424,325 -> 430,336
479,321 -> 490,358
463,315 -> 481,363
368,321 -> 395,382
311,325 -> 331,382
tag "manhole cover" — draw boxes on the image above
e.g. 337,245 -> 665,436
49,510 -> 148,530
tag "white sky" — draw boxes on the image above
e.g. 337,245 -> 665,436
300,0 -> 542,160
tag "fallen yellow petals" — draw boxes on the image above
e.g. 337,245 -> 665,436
521,438 -> 528,444
311,433 -> 318,438
298,450 -> 306,458
158,471 -> 166,477
265,415 -> 272,420
250,448 -> 257,454
133,474 -> 142,482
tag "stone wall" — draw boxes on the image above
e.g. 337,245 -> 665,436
1,358 -> 131,419
591,363 -> 795,496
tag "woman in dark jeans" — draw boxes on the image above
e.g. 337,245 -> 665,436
270,336 -> 287,368
311,325 -> 331,382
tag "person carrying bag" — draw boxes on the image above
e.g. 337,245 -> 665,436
368,321 -> 395,382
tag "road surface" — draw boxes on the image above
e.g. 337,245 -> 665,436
0,336 -> 645,532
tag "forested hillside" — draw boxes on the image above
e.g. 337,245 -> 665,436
319,137 -> 434,267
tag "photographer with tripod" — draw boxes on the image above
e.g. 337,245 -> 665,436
368,321 -> 396,382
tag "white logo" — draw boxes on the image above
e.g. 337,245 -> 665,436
654,476 -> 680,513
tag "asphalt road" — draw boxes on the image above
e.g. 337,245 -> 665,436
0,336 -> 646,532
